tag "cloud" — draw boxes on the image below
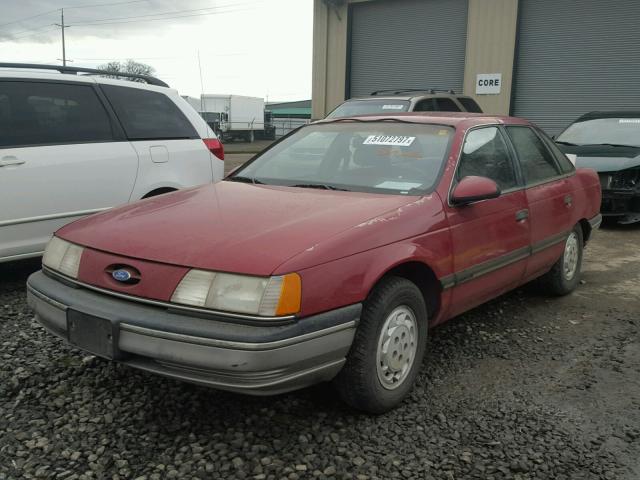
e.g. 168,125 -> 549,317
0,0 -> 246,43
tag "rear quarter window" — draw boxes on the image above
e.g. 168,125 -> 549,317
101,84 -> 198,140
457,97 -> 483,113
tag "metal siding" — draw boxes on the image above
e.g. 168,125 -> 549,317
513,0 -> 640,135
349,0 -> 469,98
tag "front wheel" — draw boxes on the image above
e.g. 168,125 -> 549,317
333,277 -> 428,414
539,224 -> 583,296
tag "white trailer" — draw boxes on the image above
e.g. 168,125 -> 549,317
200,94 -> 266,142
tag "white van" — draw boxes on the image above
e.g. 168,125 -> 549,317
0,63 -> 224,263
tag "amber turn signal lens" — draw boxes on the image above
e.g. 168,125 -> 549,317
276,273 -> 302,316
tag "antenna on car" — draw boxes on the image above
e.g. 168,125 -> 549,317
0,62 -> 169,87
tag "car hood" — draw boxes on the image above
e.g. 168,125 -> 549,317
57,181 -> 421,276
558,144 -> 640,172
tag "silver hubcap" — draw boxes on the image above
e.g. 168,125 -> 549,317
376,306 -> 418,390
563,232 -> 579,280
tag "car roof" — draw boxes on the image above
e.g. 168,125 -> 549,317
577,111 -> 640,121
0,68 -> 175,94
314,111 -> 530,129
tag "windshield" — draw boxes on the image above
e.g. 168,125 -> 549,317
326,100 -> 411,119
557,117 -> 640,147
230,122 -> 454,195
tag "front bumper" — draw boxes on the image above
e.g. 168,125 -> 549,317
27,271 -> 360,395
600,189 -> 640,221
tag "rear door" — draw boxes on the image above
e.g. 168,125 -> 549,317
504,126 -> 576,279
446,126 -> 530,317
100,84 -> 214,198
0,79 -> 137,261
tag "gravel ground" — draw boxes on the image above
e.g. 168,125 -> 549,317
1,224 -> 639,480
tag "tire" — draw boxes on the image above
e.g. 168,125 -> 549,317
333,276 -> 428,414
539,224 -> 583,296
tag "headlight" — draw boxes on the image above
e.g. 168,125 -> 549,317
42,236 -> 84,278
171,269 -> 301,317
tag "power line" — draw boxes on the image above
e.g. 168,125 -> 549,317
0,9 -> 58,29
70,2 -> 251,26
65,0 -> 149,10
8,23 -> 56,38
0,0 -> 148,29
71,7 -> 248,27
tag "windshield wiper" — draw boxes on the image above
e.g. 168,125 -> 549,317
555,140 -> 578,146
289,183 -> 350,191
226,175 -> 264,185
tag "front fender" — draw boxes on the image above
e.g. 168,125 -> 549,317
296,228 -> 453,318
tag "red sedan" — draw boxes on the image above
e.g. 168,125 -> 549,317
27,113 -> 602,413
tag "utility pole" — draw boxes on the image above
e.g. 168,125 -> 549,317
55,8 -> 68,66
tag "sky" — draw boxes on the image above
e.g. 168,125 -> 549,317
0,0 -> 314,101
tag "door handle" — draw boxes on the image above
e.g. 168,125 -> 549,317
0,156 -> 25,167
515,209 -> 529,222
564,195 -> 573,207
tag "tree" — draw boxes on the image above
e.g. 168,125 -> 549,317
98,59 -> 156,82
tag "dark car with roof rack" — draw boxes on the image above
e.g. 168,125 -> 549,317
325,88 -> 483,119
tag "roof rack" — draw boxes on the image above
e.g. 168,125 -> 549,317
370,88 -> 456,96
0,62 -> 169,87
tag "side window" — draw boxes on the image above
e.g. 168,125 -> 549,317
457,97 -> 483,113
537,128 -> 576,174
101,85 -> 198,140
0,81 -> 114,148
433,98 -> 461,112
413,99 -> 435,112
506,126 -> 561,183
458,127 -> 518,190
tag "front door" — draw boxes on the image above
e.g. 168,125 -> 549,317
445,126 -> 531,317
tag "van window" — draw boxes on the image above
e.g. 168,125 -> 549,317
101,85 -> 198,140
0,81 -> 114,148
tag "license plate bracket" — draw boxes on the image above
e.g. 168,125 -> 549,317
67,310 -> 117,359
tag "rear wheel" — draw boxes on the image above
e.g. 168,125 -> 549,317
333,276 -> 427,414
539,224 -> 583,295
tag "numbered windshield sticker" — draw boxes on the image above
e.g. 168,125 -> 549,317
619,119 -> 640,124
363,135 -> 416,147
381,105 -> 405,110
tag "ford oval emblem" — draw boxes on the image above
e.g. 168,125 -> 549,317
112,269 -> 132,282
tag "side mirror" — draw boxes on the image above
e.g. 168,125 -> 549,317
451,176 -> 501,205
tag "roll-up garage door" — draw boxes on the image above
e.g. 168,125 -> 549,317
512,0 -> 640,135
348,0 -> 468,98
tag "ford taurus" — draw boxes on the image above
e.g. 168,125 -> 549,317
27,113 -> 602,413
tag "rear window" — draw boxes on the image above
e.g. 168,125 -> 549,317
0,81 -> 114,148
457,97 -> 483,113
432,98 -> 460,112
232,122 -> 454,195
326,100 -> 410,119
101,84 -> 198,140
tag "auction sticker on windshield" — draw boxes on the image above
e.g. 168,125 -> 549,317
381,105 -> 406,110
363,135 -> 416,147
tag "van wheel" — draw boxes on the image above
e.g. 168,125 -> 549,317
539,224 -> 583,296
333,276 -> 427,414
